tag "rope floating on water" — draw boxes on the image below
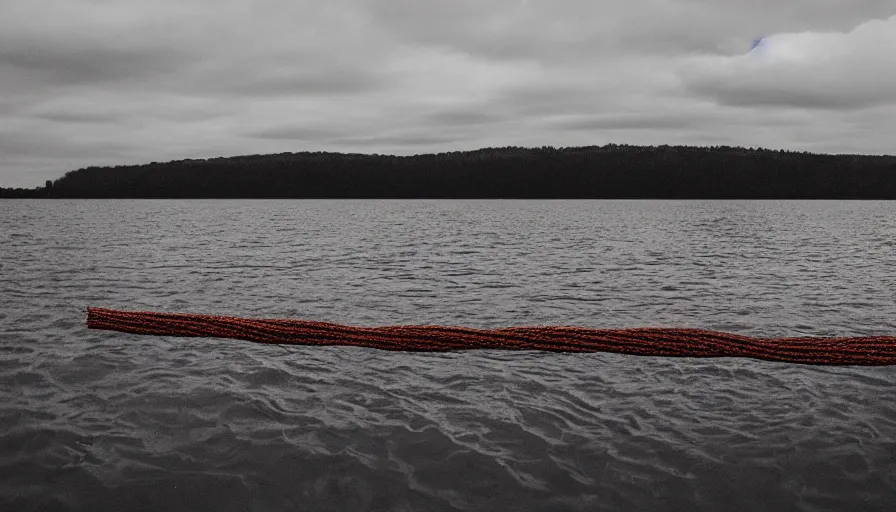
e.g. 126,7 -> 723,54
87,307 -> 896,366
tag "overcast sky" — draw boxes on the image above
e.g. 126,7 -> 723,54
2,0 -> 895,187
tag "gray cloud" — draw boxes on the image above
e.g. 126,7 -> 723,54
1,0 -> 895,187
553,113 -> 706,131
0,44 -> 188,88
363,0 -> 894,59
218,70 -> 384,97
32,111 -> 121,124
0,130 -> 135,162
424,109 -> 507,126
249,126 -> 344,141
688,82 -> 887,111
679,15 -> 896,109
333,134 -> 466,147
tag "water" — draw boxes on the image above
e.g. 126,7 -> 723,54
2,199 -> 895,511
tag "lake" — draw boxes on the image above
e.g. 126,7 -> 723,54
2,199 -> 895,511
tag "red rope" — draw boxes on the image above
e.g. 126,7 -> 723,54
86,307 -> 896,366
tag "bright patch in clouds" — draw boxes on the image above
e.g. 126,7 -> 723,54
682,15 -> 896,109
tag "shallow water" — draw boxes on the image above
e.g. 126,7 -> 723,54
1,199 -> 895,511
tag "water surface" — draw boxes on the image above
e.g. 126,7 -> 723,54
2,200 -> 895,511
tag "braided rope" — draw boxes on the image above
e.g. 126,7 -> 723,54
86,307 -> 896,365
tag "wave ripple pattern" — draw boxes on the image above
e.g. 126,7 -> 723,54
2,200 -> 896,511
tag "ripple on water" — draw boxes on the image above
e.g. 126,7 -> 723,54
2,200 -> 896,511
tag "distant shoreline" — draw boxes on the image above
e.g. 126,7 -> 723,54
4,144 -> 896,199
3,197 -> 896,201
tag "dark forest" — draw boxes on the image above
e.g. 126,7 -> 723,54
3,144 -> 896,199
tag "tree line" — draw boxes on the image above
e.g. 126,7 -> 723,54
3,144 -> 896,199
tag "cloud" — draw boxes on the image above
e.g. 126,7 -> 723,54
362,0 -> 894,60
680,15 -> 896,109
424,109 -> 506,126
31,111 -> 122,124
249,126 -> 344,141
333,134 -> 466,147
1,0 -> 896,187
0,44 -> 189,89
552,113 -> 707,131
219,70 -> 384,97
